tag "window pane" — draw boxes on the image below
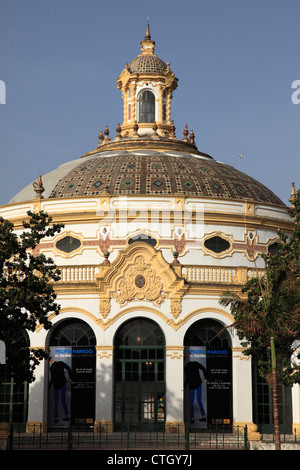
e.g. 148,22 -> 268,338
139,90 -> 155,123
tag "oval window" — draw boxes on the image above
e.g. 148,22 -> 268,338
268,242 -> 280,255
56,236 -> 81,253
204,236 -> 230,254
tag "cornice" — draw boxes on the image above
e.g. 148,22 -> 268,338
3,202 -> 294,234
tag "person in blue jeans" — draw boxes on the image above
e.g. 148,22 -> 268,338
184,358 -> 207,423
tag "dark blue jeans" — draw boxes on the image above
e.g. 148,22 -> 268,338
189,384 -> 205,418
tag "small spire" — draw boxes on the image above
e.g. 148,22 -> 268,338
145,19 -> 151,40
140,19 -> 155,55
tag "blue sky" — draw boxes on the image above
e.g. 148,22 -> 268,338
0,0 -> 299,206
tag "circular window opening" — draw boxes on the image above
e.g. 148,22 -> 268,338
204,236 -> 230,254
56,236 -> 81,254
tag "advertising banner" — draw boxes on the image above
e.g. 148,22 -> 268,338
48,346 -> 95,427
184,347 -> 208,428
184,346 -> 232,428
206,347 -> 232,426
48,347 -> 72,427
71,347 -> 96,426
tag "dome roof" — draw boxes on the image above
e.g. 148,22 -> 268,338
127,55 -> 167,74
6,26 -> 285,209
125,23 -> 168,75
9,139 -> 284,207
49,151 -> 284,205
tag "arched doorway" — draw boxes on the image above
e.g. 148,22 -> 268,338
48,319 -> 96,428
184,318 -> 232,428
114,318 -> 165,430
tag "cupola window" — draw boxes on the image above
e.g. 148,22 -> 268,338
204,236 -> 231,254
138,90 -> 155,123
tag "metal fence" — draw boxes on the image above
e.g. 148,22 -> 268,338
7,423 -> 249,450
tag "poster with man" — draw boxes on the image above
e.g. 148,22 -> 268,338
184,346 -> 232,428
48,347 -> 72,427
184,347 -> 207,428
48,346 -> 96,427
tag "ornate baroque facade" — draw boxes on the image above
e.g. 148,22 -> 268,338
1,25 -> 298,438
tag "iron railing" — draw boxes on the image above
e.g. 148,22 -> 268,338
7,423 -> 249,450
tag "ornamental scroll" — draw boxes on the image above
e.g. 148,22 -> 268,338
116,256 -> 166,306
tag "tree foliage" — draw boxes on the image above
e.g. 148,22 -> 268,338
220,189 -> 300,386
0,211 -> 63,384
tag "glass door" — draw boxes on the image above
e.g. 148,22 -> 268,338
114,318 -> 165,430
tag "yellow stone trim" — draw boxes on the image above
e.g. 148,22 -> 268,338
178,307 -> 234,327
4,202 -> 293,236
26,421 -> 48,433
94,421 -> 113,433
203,230 -> 233,258
95,243 -> 188,320
165,422 -> 185,433
37,306 -> 98,331
233,422 -> 261,441
96,305 -> 170,330
292,424 -> 300,434
96,346 -> 114,359
165,346 -> 184,359
52,230 -> 84,258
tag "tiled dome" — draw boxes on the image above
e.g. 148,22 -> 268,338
47,150 -> 284,206
128,55 -> 167,74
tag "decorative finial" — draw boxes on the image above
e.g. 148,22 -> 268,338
289,182 -> 296,206
152,121 -> 158,135
116,123 -> 122,139
98,129 -> 104,141
170,121 -> 176,138
190,129 -> 195,144
133,120 -> 139,136
104,124 -> 111,141
33,174 -> 45,199
183,124 -> 189,142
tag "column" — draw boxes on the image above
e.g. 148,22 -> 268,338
232,347 -> 252,423
165,346 -> 185,433
292,383 -> 300,434
94,346 -> 114,432
232,347 -> 260,440
26,359 -> 48,432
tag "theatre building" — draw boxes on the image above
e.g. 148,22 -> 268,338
0,25 -> 299,438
